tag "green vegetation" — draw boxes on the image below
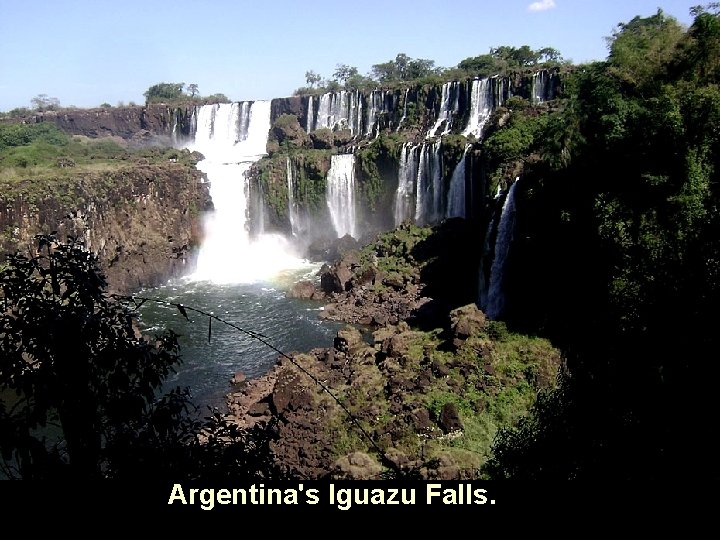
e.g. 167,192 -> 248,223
143,82 -> 230,105
355,132 -> 403,212
483,6 -> 720,478
0,236 -> 279,479
295,46 -> 563,95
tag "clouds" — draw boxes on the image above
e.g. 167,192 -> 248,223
528,0 -> 556,12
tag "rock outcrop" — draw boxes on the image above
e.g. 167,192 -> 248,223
0,160 -> 210,292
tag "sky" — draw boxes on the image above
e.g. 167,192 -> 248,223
0,0 -> 702,111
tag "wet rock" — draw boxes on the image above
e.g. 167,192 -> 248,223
286,280 -> 317,299
230,371 -> 247,385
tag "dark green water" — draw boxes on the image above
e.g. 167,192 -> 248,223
136,270 -> 343,409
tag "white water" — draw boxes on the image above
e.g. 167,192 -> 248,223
428,82 -> 460,138
532,70 -> 555,104
414,142 -> 443,225
365,90 -> 383,137
305,95 -> 314,133
326,153 -> 357,238
446,145 -> 470,218
394,143 -> 418,226
397,88 -> 410,131
286,156 -> 301,237
485,181 -> 519,319
189,101 -> 311,284
463,79 -> 493,138
309,91 -> 362,135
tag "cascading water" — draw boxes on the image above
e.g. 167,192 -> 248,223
446,145 -> 470,218
365,90 -> 386,137
308,91 -> 362,135
189,101 -> 308,283
136,101 -> 343,407
532,70 -> 556,104
463,79 -> 492,138
397,88 -> 410,132
485,180 -> 519,319
428,82 -> 460,138
414,142 -> 443,225
305,95 -> 314,133
326,153 -> 357,238
394,143 -> 418,226
286,156 -> 301,237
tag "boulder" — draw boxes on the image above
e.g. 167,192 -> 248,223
331,452 -> 382,480
449,304 -> 487,340
230,371 -> 246,385
286,280 -> 317,299
438,402 -> 463,433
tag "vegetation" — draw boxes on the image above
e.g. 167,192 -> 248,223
481,6 -> 720,478
294,46 -> 562,95
0,236 -> 282,479
143,82 -> 229,105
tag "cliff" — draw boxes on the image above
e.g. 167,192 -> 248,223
11,104 -> 196,142
0,158 -> 211,292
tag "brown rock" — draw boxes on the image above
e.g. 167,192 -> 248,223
449,304 -> 487,340
286,280 -> 317,299
331,452 -> 382,480
230,371 -> 247,385
438,402 -> 463,433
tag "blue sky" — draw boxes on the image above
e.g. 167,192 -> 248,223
0,0 -> 700,111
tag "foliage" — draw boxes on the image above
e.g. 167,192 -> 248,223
487,7 -> 720,479
31,94 -> 61,111
143,82 -> 185,104
371,53 -> 440,83
458,45 -> 563,78
0,235 -> 188,478
606,9 -> 685,90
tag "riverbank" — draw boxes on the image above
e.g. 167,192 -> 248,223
223,221 -> 562,479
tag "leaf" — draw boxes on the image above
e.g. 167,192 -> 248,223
176,304 -> 190,321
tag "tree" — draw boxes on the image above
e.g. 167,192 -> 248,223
143,82 -> 185,104
333,64 -> 359,85
186,83 -> 199,98
305,70 -> 322,88
0,235 -> 189,478
30,94 -> 61,111
606,9 -> 684,89
371,53 -> 438,82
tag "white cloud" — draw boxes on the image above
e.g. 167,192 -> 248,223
528,0 -> 556,12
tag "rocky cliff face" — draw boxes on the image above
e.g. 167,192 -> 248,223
19,104 -> 195,142
0,160 -> 211,292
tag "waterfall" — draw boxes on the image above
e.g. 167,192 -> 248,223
446,145 -> 470,218
414,141 -> 443,225
305,95 -> 314,133
188,101 -> 307,283
286,156 -> 301,237
397,88 -> 409,131
532,70 -> 556,104
485,181 -> 519,319
394,143 -> 418,226
428,82 -> 460,138
463,78 -> 493,138
365,90 -> 385,137
326,153 -> 357,238
308,91 -> 362,135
